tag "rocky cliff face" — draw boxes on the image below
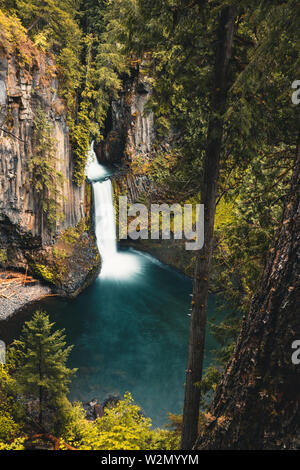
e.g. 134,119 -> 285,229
0,50 -> 84,243
96,71 -> 154,165
0,44 -> 100,297
97,70 -> 194,276
95,71 -> 156,203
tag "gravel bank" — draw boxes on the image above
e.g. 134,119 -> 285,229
0,279 -> 52,321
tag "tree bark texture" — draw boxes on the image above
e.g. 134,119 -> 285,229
196,140 -> 300,450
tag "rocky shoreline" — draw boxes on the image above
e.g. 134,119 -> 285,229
0,272 -> 52,321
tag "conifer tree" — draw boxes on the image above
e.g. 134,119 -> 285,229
10,311 -> 76,426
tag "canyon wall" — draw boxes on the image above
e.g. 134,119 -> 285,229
0,43 -> 100,297
97,70 -> 194,276
95,71 -> 156,203
0,51 -> 84,243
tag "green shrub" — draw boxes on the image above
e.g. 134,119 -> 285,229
0,249 -> 8,266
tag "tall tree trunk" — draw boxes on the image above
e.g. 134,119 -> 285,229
181,5 -> 236,450
196,138 -> 300,450
39,386 -> 43,426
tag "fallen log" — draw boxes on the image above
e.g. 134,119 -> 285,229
25,433 -> 76,451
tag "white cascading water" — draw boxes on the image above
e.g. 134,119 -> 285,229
85,143 -> 140,280
85,144 -> 110,181
93,179 -> 117,264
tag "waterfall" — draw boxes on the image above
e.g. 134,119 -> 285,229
85,144 -> 110,181
93,179 -> 117,262
85,143 -> 140,280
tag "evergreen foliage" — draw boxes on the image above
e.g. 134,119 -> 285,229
29,107 -> 65,230
62,392 -> 179,450
0,366 -> 23,446
0,0 -> 299,450
0,0 -> 127,184
0,313 -> 179,450
9,311 -> 76,427
101,0 -> 299,418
